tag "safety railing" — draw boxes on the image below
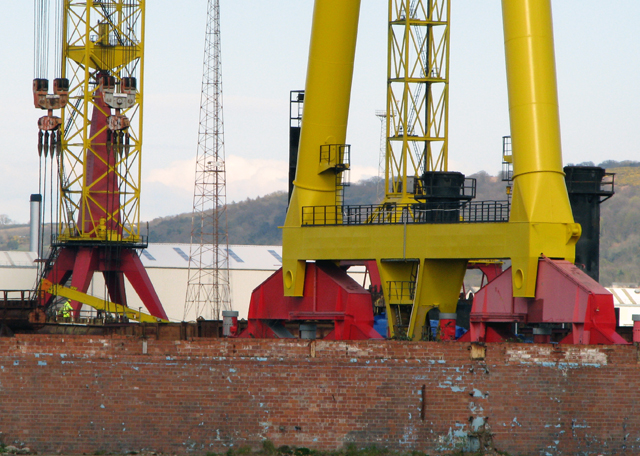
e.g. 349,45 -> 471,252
51,232 -> 149,248
301,201 -> 510,226
387,281 -> 416,303
319,144 -> 350,170
0,290 -> 38,306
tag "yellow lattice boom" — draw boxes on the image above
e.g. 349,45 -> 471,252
58,1 -> 145,243
386,0 -> 450,202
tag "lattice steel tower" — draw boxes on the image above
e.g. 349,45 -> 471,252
385,0 -> 450,202
184,0 -> 232,321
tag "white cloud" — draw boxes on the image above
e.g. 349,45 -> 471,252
144,154 -> 288,205
144,155 -> 381,216
226,155 -> 288,202
349,165 -> 379,183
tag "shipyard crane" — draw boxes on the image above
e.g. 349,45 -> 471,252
33,1 -> 168,322
241,0 -> 625,345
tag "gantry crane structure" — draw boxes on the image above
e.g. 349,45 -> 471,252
34,0 -> 168,321
242,0 -> 624,345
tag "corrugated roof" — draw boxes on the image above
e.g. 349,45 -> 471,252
140,244 -> 282,271
608,287 -> 640,326
0,251 -> 36,268
608,287 -> 640,306
0,244 -> 283,272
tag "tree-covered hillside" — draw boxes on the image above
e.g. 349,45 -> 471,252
600,167 -> 640,286
3,162 -> 637,287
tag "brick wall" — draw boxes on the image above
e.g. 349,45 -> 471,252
0,335 -> 638,455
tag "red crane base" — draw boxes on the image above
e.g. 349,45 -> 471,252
40,245 -> 168,321
239,262 -> 382,340
459,256 -> 627,344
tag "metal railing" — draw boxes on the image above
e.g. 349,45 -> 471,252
387,281 -> 416,303
0,290 -> 38,306
301,200 -> 510,226
319,144 -> 350,170
51,233 -> 149,248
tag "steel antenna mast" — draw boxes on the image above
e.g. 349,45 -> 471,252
184,0 -> 232,321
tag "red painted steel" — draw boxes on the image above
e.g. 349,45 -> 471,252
80,86 -> 122,236
459,257 -> 627,344
634,320 -> 640,343
239,262 -> 382,340
440,318 -> 457,341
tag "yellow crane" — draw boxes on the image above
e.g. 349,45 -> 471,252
40,279 -> 168,323
279,0 -> 574,339
243,0 -> 624,344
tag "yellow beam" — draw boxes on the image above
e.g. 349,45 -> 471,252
41,279 -> 168,323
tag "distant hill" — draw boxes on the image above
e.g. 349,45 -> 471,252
2,161 -> 638,287
148,191 -> 288,246
599,167 -> 640,286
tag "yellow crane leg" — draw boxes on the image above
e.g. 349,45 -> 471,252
283,0 -> 362,297
408,259 -> 467,341
40,279 -> 168,323
502,0 -> 573,224
501,0 -> 577,297
377,259 -> 416,337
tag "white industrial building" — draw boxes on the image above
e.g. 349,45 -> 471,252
1,246 -> 638,325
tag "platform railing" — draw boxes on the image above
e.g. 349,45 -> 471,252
301,200 -> 510,226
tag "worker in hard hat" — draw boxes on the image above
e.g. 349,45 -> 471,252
58,299 -> 73,319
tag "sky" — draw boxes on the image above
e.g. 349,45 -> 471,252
1,1 -> 639,224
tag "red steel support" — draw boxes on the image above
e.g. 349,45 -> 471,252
460,256 -> 627,344
239,262 -> 382,340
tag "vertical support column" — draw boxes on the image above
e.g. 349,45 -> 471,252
501,0 -> 580,298
408,259 -> 466,340
501,0 -> 573,225
283,0 -> 362,296
564,166 -> 613,282
285,0 -> 362,223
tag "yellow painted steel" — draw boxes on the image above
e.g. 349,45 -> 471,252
407,259 -> 467,340
502,0 -> 573,225
386,0 -> 450,202
58,1 -> 144,242
283,0 -> 362,296
282,0 -> 580,337
41,279 -> 168,323
501,0 -> 578,299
